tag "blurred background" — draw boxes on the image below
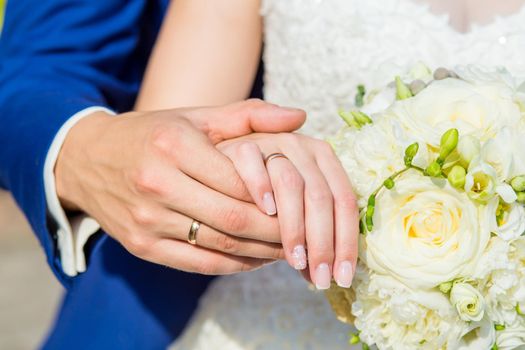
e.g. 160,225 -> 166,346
1,1 -> 63,349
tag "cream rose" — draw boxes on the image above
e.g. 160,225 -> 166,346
389,78 -> 522,147
450,283 -> 486,322
364,171 -> 492,289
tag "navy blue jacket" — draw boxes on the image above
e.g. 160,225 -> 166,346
0,1 -> 262,348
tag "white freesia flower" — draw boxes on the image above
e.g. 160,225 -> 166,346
495,321 -> 525,350
390,78 -> 522,147
492,203 -> 525,241
465,158 -> 516,203
364,172 -> 491,289
450,283 -> 486,322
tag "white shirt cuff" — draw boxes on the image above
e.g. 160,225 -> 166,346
44,106 -> 115,277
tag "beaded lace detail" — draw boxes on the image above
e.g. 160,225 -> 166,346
171,1 -> 525,349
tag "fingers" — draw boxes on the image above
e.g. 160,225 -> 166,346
149,116 -> 252,203
316,147 -> 359,288
158,210 -> 284,260
298,160 -> 335,290
185,99 -> 307,144
266,156 -> 307,271
152,238 -> 274,275
153,170 -> 282,243
219,141 -> 277,215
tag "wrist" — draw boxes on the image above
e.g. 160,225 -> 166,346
55,111 -> 115,211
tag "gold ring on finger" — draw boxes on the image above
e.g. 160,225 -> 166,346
187,220 -> 201,245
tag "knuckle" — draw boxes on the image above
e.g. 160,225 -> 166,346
235,142 -> 260,159
271,247 -> 285,260
277,169 -> 304,191
214,234 -> 240,254
195,260 -> 217,275
132,169 -> 164,196
125,232 -> 150,258
149,122 -> 186,158
306,187 -> 333,203
335,192 -> 358,211
316,140 -> 335,156
220,206 -> 249,233
129,206 -> 155,227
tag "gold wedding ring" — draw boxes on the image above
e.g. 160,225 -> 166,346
187,220 -> 201,245
264,152 -> 288,165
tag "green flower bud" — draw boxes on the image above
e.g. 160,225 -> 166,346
351,110 -> 373,127
448,165 -> 467,189
362,344 -> 370,350
405,142 -> 419,158
495,324 -> 506,331
395,76 -> 413,100
511,176 -> 525,192
366,195 -> 375,232
517,192 -> 525,204
426,161 -> 442,177
384,177 -> 395,189
404,142 -> 419,166
439,128 -> 459,161
355,84 -> 366,107
492,344 -> 499,350
338,110 -> 359,128
439,281 -> 453,294
349,333 -> 360,345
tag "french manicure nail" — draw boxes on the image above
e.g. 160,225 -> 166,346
262,192 -> 277,216
336,261 -> 354,288
291,245 -> 307,270
315,263 -> 331,290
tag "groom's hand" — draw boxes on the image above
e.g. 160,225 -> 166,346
55,99 -> 306,274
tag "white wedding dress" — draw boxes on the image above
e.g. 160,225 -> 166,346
171,0 -> 525,349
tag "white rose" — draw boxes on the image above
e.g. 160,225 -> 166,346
491,203 -> 525,241
333,117 -> 430,207
389,78 -> 522,147
496,321 -> 525,350
364,171 -> 492,289
450,283 -> 486,322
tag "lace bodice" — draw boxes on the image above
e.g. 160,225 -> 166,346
171,1 -> 525,349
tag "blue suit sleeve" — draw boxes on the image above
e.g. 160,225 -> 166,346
0,0 -> 157,286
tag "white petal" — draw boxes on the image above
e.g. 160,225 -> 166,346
496,183 -> 518,203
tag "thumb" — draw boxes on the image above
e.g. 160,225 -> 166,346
186,99 -> 306,144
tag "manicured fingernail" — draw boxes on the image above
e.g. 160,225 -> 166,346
291,245 -> 307,270
262,192 -> 277,215
315,263 -> 331,290
336,261 -> 354,288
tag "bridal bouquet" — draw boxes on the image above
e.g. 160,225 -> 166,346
326,64 -> 525,350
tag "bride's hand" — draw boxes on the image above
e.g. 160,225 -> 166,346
217,133 -> 359,289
